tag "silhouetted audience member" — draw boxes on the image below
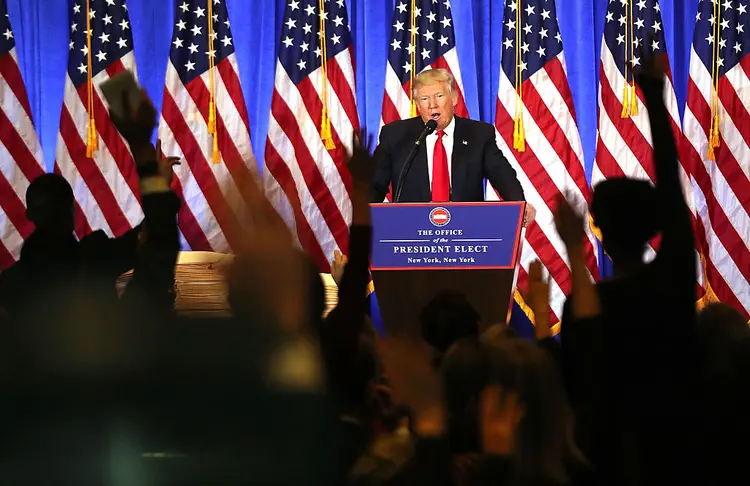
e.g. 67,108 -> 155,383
561,57 -> 700,486
693,303 -> 750,485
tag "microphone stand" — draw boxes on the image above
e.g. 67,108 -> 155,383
394,120 -> 437,203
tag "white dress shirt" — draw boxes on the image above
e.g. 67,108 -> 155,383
425,116 -> 455,189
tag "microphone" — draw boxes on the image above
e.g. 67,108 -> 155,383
394,119 -> 438,203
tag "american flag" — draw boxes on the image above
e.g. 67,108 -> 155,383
380,0 -> 468,125
158,0 -> 259,253
594,0 -> 707,300
264,0 -> 359,272
491,0 -> 599,330
55,0 -> 142,239
0,1 -> 45,270
683,0 -> 750,318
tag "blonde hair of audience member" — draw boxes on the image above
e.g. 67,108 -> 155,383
412,68 -> 458,131
483,337 -> 585,484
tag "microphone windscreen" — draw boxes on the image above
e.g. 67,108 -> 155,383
425,119 -> 438,133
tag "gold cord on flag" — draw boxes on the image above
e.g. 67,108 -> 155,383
409,0 -> 417,117
708,0 -> 721,160
207,0 -> 220,162
629,0 -> 638,115
318,0 -> 335,149
513,0 -> 525,151
85,0 -> 97,158
621,0 -> 638,118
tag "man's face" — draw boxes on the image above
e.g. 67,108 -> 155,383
415,81 -> 458,130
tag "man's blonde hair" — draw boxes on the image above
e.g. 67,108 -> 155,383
412,68 -> 456,99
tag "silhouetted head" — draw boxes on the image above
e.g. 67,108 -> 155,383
591,178 -> 661,266
25,174 -> 75,238
420,291 -> 480,355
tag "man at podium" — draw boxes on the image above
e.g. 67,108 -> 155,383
371,68 -> 534,223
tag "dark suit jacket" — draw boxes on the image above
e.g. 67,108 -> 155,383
371,116 -> 525,203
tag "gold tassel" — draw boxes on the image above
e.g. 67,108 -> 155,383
212,134 -> 220,163
621,85 -> 630,118
86,120 -> 97,158
208,100 -> 216,135
410,100 -> 417,118
711,113 -> 720,147
708,114 -> 720,160
630,83 -> 639,115
321,108 -> 335,150
513,115 -> 525,152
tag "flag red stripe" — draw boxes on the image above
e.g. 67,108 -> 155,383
161,90 -> 244,249
381,91 -> 401,125
703,246 -> 749,317
327,55 -> 360,136
0,240 -> 14,270
169,176 -> 213,251
599,64 -> 657,181
269,87 -> 350,255
216,58 -> 252,135
0,53 -> 33,120
595,137 -> 627,179
0,104 -> 44,186
0,168 -> 31,240
543,61 -> 589,195
295,76 -> 354,197
58,107 -> 131,235
53,162 -> 93,238
717,73 -> 750,164
545,56 -> 579,124
264,140 -> 330,271
527,224 -> 573,295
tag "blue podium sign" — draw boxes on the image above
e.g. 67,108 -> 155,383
370,202 -> 524,271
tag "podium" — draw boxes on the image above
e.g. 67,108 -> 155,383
370,202 -> 525,335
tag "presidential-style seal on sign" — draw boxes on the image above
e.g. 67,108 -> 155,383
429,207 -> 451,227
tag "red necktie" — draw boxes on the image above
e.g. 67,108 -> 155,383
431,130 -> 449,202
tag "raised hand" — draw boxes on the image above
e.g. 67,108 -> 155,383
155,139 -> 181,185
634,34 -> 668,95
348,130 -> 376,225
553,194 -> 585,250
378,332 -> 445,436
110,88 -> 158,146
526,260 -> 551,339
330,249 -> 348,286
479,384 -> 524,456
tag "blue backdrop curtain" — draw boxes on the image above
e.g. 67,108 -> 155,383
9,0 -> 699,178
